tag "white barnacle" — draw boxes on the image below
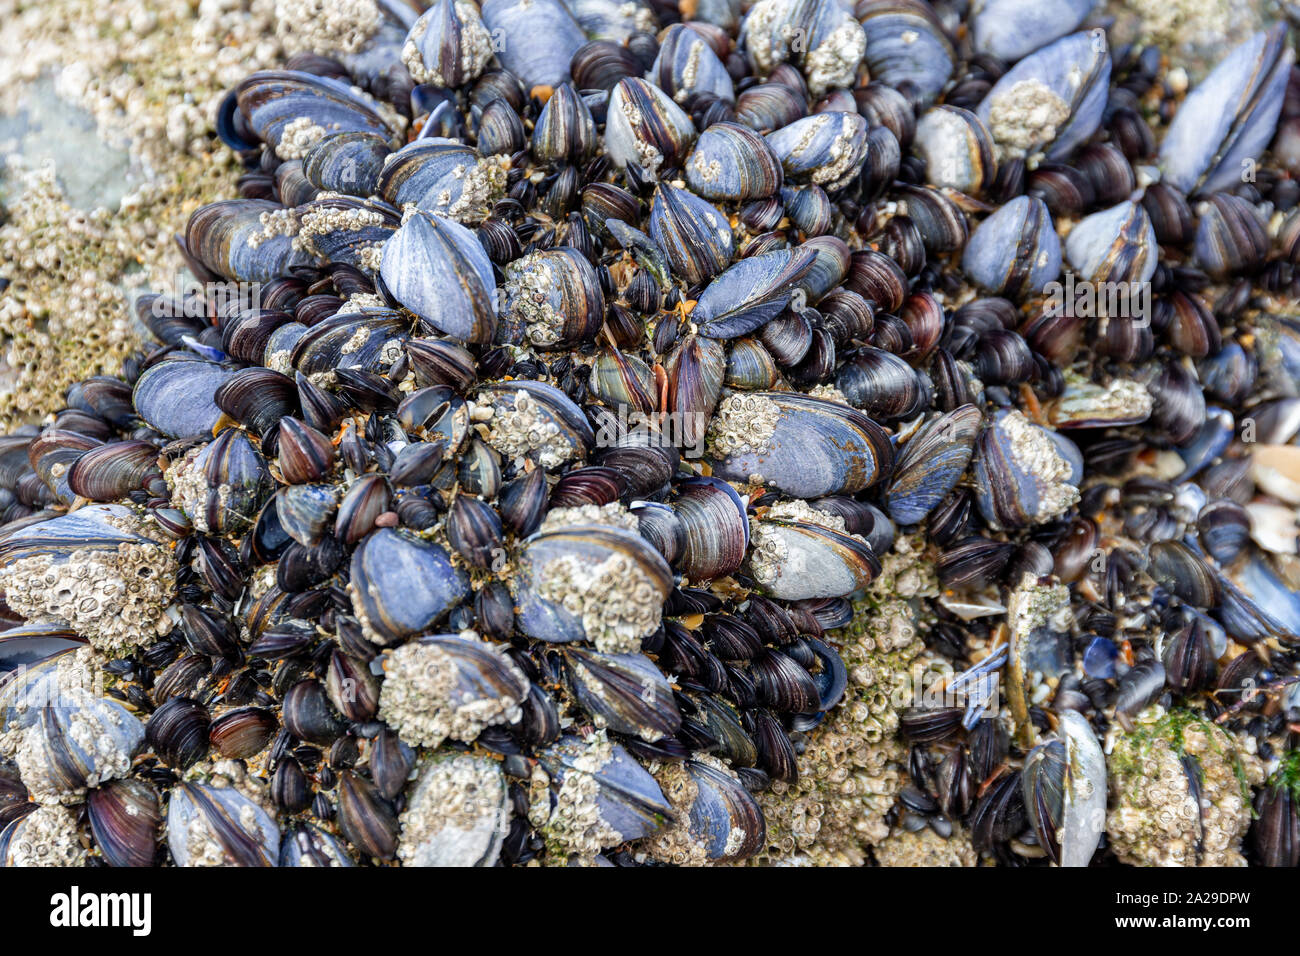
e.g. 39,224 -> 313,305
999,409 -> 1080,522
378,638 -> 528,748
1,804 -> 87,866
275,116 -> 329,160
296,202 -> 388,257
537,734 -> 624,857
706,392 -> 781,458
397,754 -> 510,866
535,551 -> 663,654
0,516 -> 177,656
478,388 -> 579,469
747,520 -> 791,590
246,207 -> 301,250
986,79 -> 1071,162
503,252 -> 566,347
801,18 -> 866,98
538,502 -> 639,534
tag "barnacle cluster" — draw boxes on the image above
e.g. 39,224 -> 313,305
1107,708 -> 1263,867
751,545 -> 932,865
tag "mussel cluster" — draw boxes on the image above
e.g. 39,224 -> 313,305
3,0 -> 1300,868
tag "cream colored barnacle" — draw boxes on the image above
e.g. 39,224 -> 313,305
706,392 -> 780,458
535,550 -> 662,654
377,637 -> 528,748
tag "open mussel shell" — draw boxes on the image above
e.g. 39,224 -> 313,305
513,524 -> 673,652
707,391 -> 892,498
1021,710 -> 1105,866
604,77 -> 697,173
1159,25 -> 1292,197
381,210 -> 497,343
167,781 -> 280,867
535,735 -> 674,849
693,247 -> 816,338
748,516 -> 880,600
397,753 -> 510,866
563,647 -> 681,741
975,31 -> 1110,162
349,528 -> 468,645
